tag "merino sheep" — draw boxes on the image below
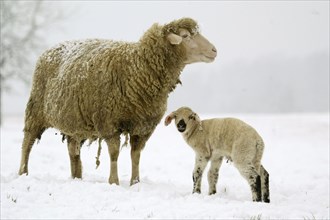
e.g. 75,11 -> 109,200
18,18 -> 217,185
165,107 -> 270,203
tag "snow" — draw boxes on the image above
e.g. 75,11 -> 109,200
1,114 -> 329,219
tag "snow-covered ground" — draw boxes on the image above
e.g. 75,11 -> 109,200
1,113 -> 329,219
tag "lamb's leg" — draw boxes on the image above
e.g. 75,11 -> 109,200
19,131 -> 42,175
260,165 -> 270,203
67,136 -> 82,178
192,154 -> 208,194
207,156 -> 223,195
129,134 -> 149,185
236,163 -> 262,202
105,135 -> 120,185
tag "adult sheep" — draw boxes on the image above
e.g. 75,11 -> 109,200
18,17 -> 217,185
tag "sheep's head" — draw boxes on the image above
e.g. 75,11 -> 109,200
163,17 -> 217,64
165,107 -> 202,133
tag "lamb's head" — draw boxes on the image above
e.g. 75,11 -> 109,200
163,17 -> 217,64
165,107 -> 202,133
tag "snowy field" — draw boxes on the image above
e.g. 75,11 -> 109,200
1,113 -> 329,219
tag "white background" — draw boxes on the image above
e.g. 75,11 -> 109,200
2,1 -> 329,116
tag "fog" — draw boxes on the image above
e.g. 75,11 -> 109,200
2,1 -> 329,116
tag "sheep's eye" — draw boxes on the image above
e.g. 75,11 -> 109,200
182,34 -> 189,38
188,114 -> 195,120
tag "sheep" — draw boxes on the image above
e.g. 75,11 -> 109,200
164,107 -> 270,203
18,18 -> 217,186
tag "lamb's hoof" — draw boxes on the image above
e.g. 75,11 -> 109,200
192,189 -> 201,194
263,198 -> 270,203
208,190 -> 216,195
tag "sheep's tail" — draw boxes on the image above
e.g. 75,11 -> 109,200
95,138 -> 102,169
95,134 -> 129,169
120,133 -> 130,151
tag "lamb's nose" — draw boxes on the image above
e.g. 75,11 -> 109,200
212,47 -> 217,53
177,119 -> 186,132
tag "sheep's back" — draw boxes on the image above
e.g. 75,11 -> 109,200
38,39 -> 130,137
32,39 -> 166,138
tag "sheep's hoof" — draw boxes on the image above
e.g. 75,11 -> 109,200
18,171 -> 28,176
109,178 -> 119,185
72,176 -> 82,180
18,166 -> 28,176
130,177 -> 140,186
71,172 -> 82,179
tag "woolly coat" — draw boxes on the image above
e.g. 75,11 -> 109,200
184,118 -> 264,164
25,18 -> 199,141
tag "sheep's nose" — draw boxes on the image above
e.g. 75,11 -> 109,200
210,46 -> 217,58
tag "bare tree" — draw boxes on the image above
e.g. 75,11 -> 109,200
0,0 -> 65,125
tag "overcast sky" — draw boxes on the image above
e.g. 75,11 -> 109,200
2,1 -> 329,116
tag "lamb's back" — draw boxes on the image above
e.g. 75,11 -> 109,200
203,118 -> 262,151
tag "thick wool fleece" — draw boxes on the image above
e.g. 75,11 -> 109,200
24,18 -> 199,141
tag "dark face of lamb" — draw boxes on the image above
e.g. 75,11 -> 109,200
177,119 -> 187,132
165,107 -> 202,134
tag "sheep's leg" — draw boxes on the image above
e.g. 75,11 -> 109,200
207,156 -> 223,195
105,135 -> 120,185
260,165 -> 270,203
18,131 -> 40,175
67,136 -> 82,179
236,164 -> 262,202
192,154 -> 208,194
129,135 -> 149,186
19,96 -> 47,175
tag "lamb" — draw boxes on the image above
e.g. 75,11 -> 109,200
18,18 -> 217,186
165,107 -> 270,203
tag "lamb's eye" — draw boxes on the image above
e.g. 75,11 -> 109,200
182,34 -> 189,38
188,114 -> 195,120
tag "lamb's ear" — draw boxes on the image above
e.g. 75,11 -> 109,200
198,121 -> 203,131
164,113 -> 176,126
167,33 -> 182,45
195,114 -> 203,131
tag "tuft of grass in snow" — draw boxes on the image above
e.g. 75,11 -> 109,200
6,194 -> 17,203
146,212 -> 154,219
249,214 -> 263,220
111,206 -> 119,213
303,213 -> 327,220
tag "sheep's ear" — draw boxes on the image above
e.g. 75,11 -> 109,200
164,113 -> 175,126
167,33 -> 182,45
